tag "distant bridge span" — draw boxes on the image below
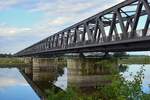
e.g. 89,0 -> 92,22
16,0 -> 150,57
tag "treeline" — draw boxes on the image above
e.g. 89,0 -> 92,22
113,52 -> 128,57
113,52 -> 150,58
0,54 -> 13,57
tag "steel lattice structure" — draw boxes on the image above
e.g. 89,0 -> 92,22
16,0 -> 150,56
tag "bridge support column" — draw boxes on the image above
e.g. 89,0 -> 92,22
79,53 -> 85,58
104,52 -> 110,58
25,66 -> 32,75
32,58 -> 58,81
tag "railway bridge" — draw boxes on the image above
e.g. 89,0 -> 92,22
15,0 -> 150,57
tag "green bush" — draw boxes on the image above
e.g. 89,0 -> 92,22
47,67 -> 150,100
100,67 -> 150,100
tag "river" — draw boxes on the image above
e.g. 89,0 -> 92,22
0,57 -> 150,100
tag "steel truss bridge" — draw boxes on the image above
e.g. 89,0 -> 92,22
16,0 -> 150,56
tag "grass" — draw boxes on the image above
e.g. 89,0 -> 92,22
0,57 -> 28,66
118,56 -> 150,64
0,56 -> 149,67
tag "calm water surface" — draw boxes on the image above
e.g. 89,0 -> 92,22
122,64 -> 150,94
0,68 -> 40,100
0,58 -> 150,99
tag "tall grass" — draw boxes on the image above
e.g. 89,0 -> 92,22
0,57 -> 27,66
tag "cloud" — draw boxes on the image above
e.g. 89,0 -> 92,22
0,77 -> 27,89
29,0 -> 124,14
0,26 -> 31,37
29,1 -> 99,14
0,22 -> 50,38
0,0 -> 125,37
0,0 -> 125,53
0,0 -> 23,10
27,0 -> 125,33
48,17 -> 72,26
0,68 -> 28,90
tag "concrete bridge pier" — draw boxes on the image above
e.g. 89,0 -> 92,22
32,58 -> 59,82
25,66 -> 32,75
79,53 -> 85,58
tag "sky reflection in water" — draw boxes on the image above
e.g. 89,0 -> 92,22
0,64 -> 150,99
122,64 -> 150,94
54,67 -> 67,90
0,68 -> 40,100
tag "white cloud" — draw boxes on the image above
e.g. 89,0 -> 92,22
0,0 -> 126,53
0,77 -> 27,89
0,0 -> 23,10
0,24 -> 31,37
29,0 -> 124,14
0,68 -> 28,90
0,0 -> 125,38
30,1 -> 99,14
27,0 -> 125,34
48,17 -> 72,26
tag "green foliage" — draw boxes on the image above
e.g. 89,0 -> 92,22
119,64 -> 128,72
96,59 -> 117,69
118,56 -> 150,64
47,66 -> 150,100
113,52 -> 128,57
100,67 -> 150,100
0,53 -> 13,57
0,58 -> 26,66
47,86 -> 103,100
47,87 -> 78,100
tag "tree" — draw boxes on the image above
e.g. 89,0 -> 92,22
113,52 -> 128,57
0,53 -> 13,57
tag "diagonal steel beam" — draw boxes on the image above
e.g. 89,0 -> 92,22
108,13 -> 117,41
85,22 -> 94,42
130,1 -> 143,38
142,0 -> 150,17
93,19 -> 99,43
98,18 -> 107,42
116,9 -> 127,39
142,17 -> 150,36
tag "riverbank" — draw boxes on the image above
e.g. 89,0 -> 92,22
0,56 -> 149,67
0,57 -> 29,67
118,56 -> 150,64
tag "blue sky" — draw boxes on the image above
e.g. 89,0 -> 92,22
0,0 -> 148,55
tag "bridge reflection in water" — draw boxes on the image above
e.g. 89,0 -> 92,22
67,58 -> 118,88
20,57 -> 119,99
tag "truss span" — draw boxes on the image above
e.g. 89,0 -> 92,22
16,0 -> 150,56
